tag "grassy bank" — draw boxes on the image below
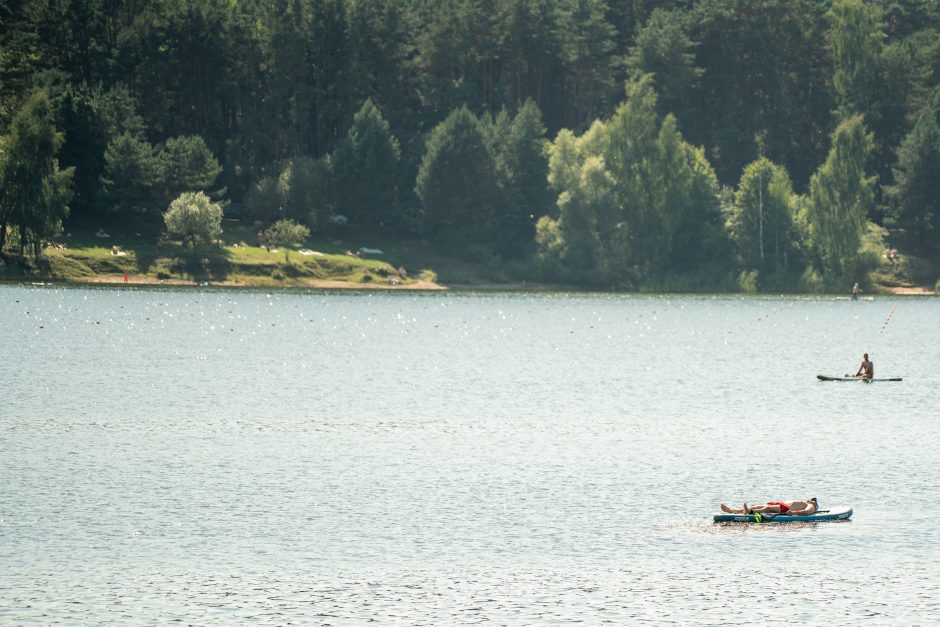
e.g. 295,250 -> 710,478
0,216 -> 505,290
1,216 -> 937,294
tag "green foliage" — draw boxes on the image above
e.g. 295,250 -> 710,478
554,0 -> 618,128
55,85 -> 106,215
101,130 -> 221,215
686,0 -> 832,187
543,127 -> 610,282
798,222 -> 887,292
828,0 -> 884,119
605,76 -> 728,277
728,158 -> 801,275
54,84 -> 151,217
626,8 -> 701,125
605,76 -> 673,274
346,0 -> 413,122
97,85 -> 148,141
489,99 -> 551,257
677,144 -> 732,272
282,156 -> 332,228
885,99 -> 940,252
117,1 -> 249,151
827,0 -> 915,185
100,132 -> 159,212
415,106 -> 503,250
799,265 -> 825,292
858,221 -> 889,275
0,90 -> 74,259
333,98 -> 401,224
246,156 -> 333,227
563,155 -> 613,280
540,76 -> 730,286
256,0 -> 314,161
245,175 -> 284,224
4,0 -> 940,289
534,215 -> 564,274
158,135 -> 223,203
164,191 -> 223,249
804,115 -> 877,276
265,218 -> 310,262
737,269 -> 759,294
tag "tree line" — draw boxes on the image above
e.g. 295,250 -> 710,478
1,0 -> 939,289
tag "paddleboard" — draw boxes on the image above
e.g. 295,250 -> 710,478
714,506 -> 853,523
817,374 -> 902,382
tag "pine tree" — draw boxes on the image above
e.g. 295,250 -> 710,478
625,8 -> 701,128
100,132 -> 159,212
415,106 -> 503,250
157,135 -> 223,204
490,99 -> 551,257
886,101 -> 940,251
333,99 -> 401,225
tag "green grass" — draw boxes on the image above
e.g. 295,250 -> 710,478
3,215 -> 489,288
8,215 -> 937,294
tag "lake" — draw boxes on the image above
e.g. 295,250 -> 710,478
1,284 -> 938,624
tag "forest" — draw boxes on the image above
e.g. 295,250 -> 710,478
1,0 -> 939,291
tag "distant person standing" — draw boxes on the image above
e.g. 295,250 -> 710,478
854,353 -> 874,379
851,282 -> 860,300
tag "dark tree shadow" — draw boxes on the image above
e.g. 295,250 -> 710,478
178,246 -> 234,281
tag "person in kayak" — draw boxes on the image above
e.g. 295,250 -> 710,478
854,353 -> 874,379
720,498 -> 818,515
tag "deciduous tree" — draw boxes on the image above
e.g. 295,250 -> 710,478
0,90 -> 74,259
265,218 -> 310,262
804,115 -> 877,275
728,158 -> 800,275
164,191 -> 223,249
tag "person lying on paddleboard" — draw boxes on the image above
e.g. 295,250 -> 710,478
854,353 -> 874,379
720,498 -> 818,515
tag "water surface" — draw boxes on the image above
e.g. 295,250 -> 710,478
2,285 -> 937,624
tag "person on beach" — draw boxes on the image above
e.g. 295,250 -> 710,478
720,498 -> 818,515
854,353 -> 874,379
851,282 -> 860,300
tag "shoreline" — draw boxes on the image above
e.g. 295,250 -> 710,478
880,286 -> 935,295
82,274 -> 448,290
7,273 -> 935,295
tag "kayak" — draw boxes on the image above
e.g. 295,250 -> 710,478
714,506 -> 853,523
817,374 -> 902,382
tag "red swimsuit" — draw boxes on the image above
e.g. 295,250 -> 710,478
766,501 -> 790,513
